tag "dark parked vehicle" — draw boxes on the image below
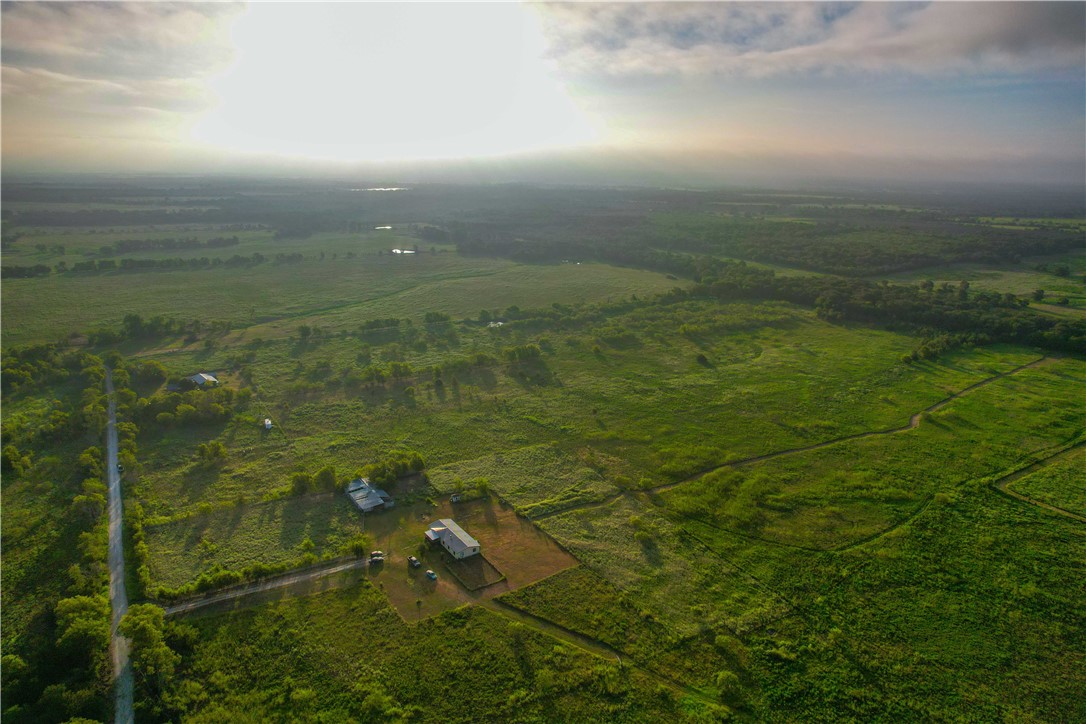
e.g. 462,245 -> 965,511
408,556 -> 421,568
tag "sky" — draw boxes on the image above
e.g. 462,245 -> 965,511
2,1 -> 1084,187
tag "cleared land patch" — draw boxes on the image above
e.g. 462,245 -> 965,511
355,494 -> 578,621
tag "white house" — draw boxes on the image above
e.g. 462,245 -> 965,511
425,519 -> 480,559
187,372 -> 218,387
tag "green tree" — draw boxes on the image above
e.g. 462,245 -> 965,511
315,465 -> 337,491
55,595 -> 110,662
291,472 -> 315,495
120,604 -> 180,689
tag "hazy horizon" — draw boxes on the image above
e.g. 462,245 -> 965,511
3,2 -> 1084,187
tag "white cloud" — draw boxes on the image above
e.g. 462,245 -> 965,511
536,2 -> 1085,78
1,2 -> 241,79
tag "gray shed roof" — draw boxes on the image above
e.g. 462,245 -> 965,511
347,478 -> 392,512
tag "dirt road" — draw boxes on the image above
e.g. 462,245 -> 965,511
105,369 -> 134,724
993,442 -> 1086,522
162,557 -> 370,617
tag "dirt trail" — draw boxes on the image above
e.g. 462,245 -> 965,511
993,442 -> 1086,523
534,356 -> 1049,522
479,598 -> 718,706
105,369 -> 134,724
162,558 -> 370,617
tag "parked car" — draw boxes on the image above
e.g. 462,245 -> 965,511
425,569 -> 438,580
116,463 -> 124,473
407,556 -> 421,568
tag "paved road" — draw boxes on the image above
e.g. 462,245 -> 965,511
105,369 -> 134,724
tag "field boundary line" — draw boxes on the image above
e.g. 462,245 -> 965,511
654,354 -> 1050,495
479,599 -> 720,707
990,440 -> 1086,523
534,355 -> 1049,524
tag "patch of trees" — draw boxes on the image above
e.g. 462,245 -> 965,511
679,261 -> 1086,354
289,465 -> 340,496
105,235 -> 239,254
136,385 -> 249,430
1,343 -> 101,396
4,425 -> 114,721
85,313 -> 233,346
59,252 -> 269,275
7,206 -> 256,227
1,264 -> 52,278
360,449 -> 425,488
454,211 -> 1084,278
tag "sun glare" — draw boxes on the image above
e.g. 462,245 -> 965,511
192,3 -> 596,163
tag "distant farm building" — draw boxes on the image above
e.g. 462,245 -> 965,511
187,373 -> 218,387
425,519 -> 480,559
347,478 -> 394,513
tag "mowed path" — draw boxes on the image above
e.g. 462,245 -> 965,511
105,369 -> 134,724
533,355 -> 1051,521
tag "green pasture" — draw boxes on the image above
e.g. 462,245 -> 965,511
142,493 -> 366,589
171,579 -> 703,722
539,494 -> 791,637
499,566 -> 738,692
1008,446 -> 1086,517
130,301 -> 1047,524
661,357 -> 1085,549
2,240 -> 677,346
428,444 -> 625,518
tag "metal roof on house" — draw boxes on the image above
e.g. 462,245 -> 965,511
188,373 -> 218,385
428,518 -> 479,554
347,478 -> 392,512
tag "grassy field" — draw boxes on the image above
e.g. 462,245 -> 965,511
660,357 -> 1084,550
129,300 -> 1044,526
166,578 -> 708,722
428,443 -> 625,518
1007,445 -> 1086,517
142,493 -> 368,589
883,247 -> 1086,312
2,229 -> 678,345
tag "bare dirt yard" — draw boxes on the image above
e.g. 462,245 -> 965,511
360,491 -> 578,621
